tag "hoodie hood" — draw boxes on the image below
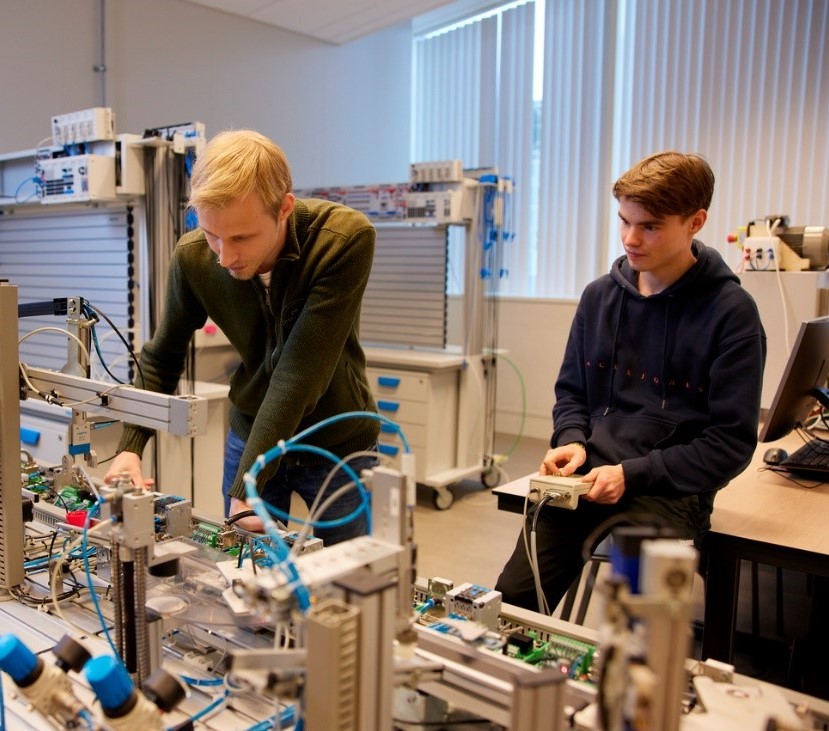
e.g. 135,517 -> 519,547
609,240 -> 741,299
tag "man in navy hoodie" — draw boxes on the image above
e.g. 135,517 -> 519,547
495,151 -> 767,612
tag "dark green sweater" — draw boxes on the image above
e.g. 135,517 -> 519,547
118,198 -> 379,500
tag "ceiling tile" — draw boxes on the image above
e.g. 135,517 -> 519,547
180,0 -> 457,44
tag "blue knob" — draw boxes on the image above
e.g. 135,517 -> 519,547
84,656 -> 134,711
0,634 -> 40,685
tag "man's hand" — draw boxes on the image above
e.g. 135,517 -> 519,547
540,442 -> 587,477
581,464 -> 626,504
103,452 -> 155,490
228,497 -> 265,532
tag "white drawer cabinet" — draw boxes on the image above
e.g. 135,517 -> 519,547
366,365 -> 458,482
364,347 -> 492,510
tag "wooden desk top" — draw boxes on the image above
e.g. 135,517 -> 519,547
711,434 -> 829,555
494,434 -> 829,556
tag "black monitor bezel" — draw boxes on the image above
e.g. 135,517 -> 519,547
759,316 -> 829,442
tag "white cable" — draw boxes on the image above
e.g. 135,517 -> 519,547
76,465 -> 104,504
34,136 -> 56,166
18,326 -> 91,365
60,382 -> 126,409
530,528 -> 550,615
19,361 -> 126,408
18,363 -> 50,401
48,520 -> 111,629
88,327 -> 140,382
521,493 -> 550,614
90,351 -> 132,382
767,217 -> 793,350
292,481 -> 355,554
521,492 -> 532,568
289,450 -> 389,557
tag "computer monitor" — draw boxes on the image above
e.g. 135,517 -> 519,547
759,316 -> 829,442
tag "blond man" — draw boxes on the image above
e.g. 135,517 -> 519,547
105,130 -> 378,543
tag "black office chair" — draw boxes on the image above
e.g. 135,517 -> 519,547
560,534 -> 703,627
558,537 -> 612,625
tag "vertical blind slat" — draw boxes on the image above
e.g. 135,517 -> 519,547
412,0 -> 829,298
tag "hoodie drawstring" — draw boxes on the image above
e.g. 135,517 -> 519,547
660,298 -> 672,409
605,293 -> 626,416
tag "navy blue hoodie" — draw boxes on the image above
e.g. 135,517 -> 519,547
552,241 -> 766,513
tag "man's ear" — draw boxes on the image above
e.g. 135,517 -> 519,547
689,208 -> 707,235
279,193 -> 296,221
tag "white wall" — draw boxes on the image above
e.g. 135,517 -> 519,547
0,0 -> 412,187
446,296 -> 578,442
493,298 -> 577,442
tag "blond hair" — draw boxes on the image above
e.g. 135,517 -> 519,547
613,151 -> 714,219
189,129 -> 292,218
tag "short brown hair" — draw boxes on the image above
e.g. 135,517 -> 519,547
612,151 -> 714,219
189,129 -> 292,218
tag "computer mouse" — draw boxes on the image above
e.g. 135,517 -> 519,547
763,447 -> 788,466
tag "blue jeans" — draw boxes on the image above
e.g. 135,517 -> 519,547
221,429 -> 377,546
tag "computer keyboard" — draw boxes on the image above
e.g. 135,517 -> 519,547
781,438 -> 829,477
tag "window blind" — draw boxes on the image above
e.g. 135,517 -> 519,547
412,0 -> 829,299
0,204 -> 137,382
412,1 -> 536,294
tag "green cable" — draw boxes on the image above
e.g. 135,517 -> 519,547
492,351 -> 527,457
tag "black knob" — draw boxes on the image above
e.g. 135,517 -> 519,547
142,668 -> 187,713
53,635 -> 91,673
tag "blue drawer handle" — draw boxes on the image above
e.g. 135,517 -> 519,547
377,376 -> 401,388
377,400 -> 400,413
380,423 -> 397,434
378,443 -> 400,457
20,427 -> 40,445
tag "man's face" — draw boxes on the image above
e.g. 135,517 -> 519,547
618,197 -> 705,284
199,193 -> 293,280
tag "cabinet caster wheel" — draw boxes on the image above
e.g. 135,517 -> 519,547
432,487 -> 455,510
481,467 -> 501,489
